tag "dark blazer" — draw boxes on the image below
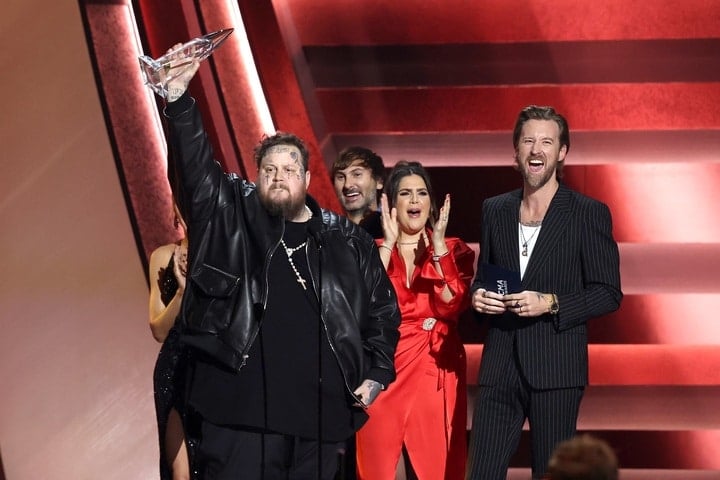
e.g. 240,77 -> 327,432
472,184 -> 622,389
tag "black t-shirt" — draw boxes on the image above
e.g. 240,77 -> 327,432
189,220 -> 356,441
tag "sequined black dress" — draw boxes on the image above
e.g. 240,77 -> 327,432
153,253 -> 198,479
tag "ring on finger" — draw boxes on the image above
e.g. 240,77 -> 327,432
514,301 -> 520,308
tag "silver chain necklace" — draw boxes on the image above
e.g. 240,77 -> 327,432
519,223 -> 541,257
280,239 -> 308,289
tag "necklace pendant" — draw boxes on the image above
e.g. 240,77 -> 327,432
281,239 -> 309,290
521,244 -> 528,256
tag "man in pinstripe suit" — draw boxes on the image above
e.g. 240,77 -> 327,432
465,105 -> 622,479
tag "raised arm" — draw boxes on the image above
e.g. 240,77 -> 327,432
161,47 -> 230,232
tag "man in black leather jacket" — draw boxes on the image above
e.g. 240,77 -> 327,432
162,58 -> 400,479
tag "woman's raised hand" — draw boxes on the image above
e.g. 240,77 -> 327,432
431,194 -> 451,243
380,193 -> 399,247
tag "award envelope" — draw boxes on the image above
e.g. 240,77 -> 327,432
481,263 -> 521,295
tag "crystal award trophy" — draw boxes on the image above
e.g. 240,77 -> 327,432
139,28 -> 234,98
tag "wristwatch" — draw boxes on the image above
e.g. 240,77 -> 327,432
547,294 -> 559,315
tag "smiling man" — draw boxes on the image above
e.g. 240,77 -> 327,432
466,105 -> 623,480
331,147 -> 386,238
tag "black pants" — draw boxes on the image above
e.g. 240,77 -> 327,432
198,422 -> 343,480
466,357 -> 584,480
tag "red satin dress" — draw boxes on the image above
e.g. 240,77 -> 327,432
356,236 -> 475,480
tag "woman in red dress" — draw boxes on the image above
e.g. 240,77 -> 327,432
356,161 -> 475,479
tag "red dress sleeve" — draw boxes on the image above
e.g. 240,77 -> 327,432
417,237 -> 475,323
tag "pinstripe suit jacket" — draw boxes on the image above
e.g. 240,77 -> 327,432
472,184 -> 622,389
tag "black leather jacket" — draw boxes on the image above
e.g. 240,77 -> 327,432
164,94 -> 400,392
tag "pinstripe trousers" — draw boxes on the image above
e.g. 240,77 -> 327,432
465,350 -> 584,480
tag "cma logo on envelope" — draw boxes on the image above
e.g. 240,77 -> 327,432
495,280 -> 509,296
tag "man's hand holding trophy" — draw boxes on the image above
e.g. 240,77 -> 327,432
139,28 -> 233,101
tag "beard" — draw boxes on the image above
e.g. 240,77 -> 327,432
258,184 -> 306,219
339,186 -> 377,217
343,199 -> 372,217
517,154 -> 558,190
525,166 -> 555,190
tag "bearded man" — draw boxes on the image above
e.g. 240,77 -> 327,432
466,105 -> 622,480
162,57 -> 400,480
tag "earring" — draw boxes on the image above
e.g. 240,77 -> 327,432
173,216 -> 180,228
